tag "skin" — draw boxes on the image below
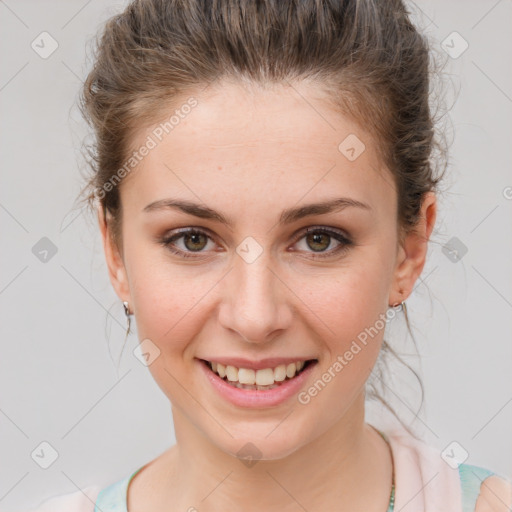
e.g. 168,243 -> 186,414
98,79 -> 437,511
474,476 -> 512,511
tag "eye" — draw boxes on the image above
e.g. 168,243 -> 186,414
159,226 -> 353,260
160,228 -> 217,258
291,227 -> 353,258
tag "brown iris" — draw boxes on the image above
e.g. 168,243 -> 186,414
183,232 -> 208,251
306,232 -> 330,252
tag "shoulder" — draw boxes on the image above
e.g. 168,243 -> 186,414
26,485 -> 101,512
374,423 -> 511,512
459,463 -> 512,512
474,474 -> 512,512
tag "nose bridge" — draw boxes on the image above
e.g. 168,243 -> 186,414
219,248 -> 290,343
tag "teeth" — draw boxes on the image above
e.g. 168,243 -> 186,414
255,368 -> 274,386
274,364 -> 287,382
286,362 -> 297,378
231,382 -> 281,390
238,368 -> 255,385
207,359 -> 311,386
226,365 -> 238,382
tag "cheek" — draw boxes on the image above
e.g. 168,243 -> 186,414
126,259 -> 214,400
301,261 -> 391,349
132,274 -> 207,350
295,270 -> 390,422
124,242 -> 212,353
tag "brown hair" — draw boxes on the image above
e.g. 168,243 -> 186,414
77,0 -> 449,438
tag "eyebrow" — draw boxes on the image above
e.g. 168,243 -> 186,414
143,197 -> 372,227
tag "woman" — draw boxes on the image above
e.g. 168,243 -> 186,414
30,0 -> 512,510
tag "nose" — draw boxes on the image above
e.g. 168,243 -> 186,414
218,249 -> 293,344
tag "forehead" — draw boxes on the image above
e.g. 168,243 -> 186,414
122,80 -> 396,216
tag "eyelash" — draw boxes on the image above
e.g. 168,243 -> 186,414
159,226 -> 353,260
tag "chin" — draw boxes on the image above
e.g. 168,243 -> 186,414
210,420 -> 313,463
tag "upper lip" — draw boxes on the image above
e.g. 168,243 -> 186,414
198,357 -> 317,370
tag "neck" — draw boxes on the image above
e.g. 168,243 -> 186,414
163,393 -> 393,512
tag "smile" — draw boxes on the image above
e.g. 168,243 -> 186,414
200,359 -> 317,390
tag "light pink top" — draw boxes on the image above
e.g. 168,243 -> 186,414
25,423 -> 505,511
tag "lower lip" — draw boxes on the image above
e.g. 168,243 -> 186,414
196,358 -> 318,408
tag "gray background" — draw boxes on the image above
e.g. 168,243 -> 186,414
1,0 -> 511,509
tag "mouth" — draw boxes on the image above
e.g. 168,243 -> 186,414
199,358 -> 318,391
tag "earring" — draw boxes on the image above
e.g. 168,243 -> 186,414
389,290 -> 409,325
391,299 -> 407,314
389,290 -> 407,312
123,300 -> 132,336
115,300 -> 133,368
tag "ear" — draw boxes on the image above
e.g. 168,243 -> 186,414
388,191 -> 437,306
97,205 -> 131,305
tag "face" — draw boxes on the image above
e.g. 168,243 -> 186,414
99,80 -> 435,460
